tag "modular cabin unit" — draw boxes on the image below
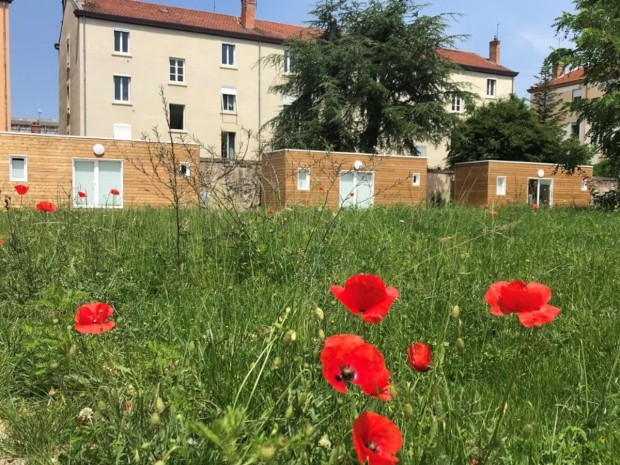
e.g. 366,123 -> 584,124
0,132 -> 198,208
454,160 -> 592,207
261,149 -> 427,210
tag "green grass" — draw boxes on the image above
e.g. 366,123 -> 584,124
0,204 -> 619,464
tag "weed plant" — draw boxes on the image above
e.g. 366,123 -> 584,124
0,205 -> 619,464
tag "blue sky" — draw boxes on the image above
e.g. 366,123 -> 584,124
9,0 -> 575,120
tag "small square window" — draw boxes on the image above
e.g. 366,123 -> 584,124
298,168 -> 310,190
496,176 -> 506,196
114,30 -> 129,54
581,179 -> 588,191
572,88 -> 582,102
222,43 -> 235,66
571,122 -> 580,138
179,162 -> 190,177
221,89 -> 237,113
169,104 -> 185,131
170,58 -> 185,83
221,131 -> 236,159
10,156 -> 27,181
113,75 -> 130,102
486,79 -> 497,97
412,173 -> 421,186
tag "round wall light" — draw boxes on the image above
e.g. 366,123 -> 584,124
537,169 -> 545,178
93,144 -> 105,156
353,160 -> 364,171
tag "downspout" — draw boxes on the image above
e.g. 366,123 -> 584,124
2,3 -> 8,131
258,40 -> 262,147
82,16 -> 87,136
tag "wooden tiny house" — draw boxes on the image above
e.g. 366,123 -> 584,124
0,132 -> 197,208
454,160 -> 593,207
261,149 -> 427,210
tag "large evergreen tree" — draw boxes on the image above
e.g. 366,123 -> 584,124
530,63 -> 567,126
267,0 -> 469,154
447,95 -> 592,169
550,0 -> 620,177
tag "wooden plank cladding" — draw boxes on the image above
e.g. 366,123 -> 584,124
0,132 -> 198,208
261,149 -> 427,210
455,160 -> 593,207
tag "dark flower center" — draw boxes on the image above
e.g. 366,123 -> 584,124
367,441 -> 379,452
335,365 -> 356,382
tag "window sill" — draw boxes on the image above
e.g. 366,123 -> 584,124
486,95 -> 497,99
169,82 -> 187,87
169,129 -> 187,134
112,101 -> 132,106
220,65 -> 238,70
221,111 -> 238,115
10,178 -> 27,183
112,53 -> 132,58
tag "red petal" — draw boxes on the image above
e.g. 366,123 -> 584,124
361,287 -> 399,324
517,305 -> 560,328
484,281 -> 510,310
330,285 -> 360,315
320,334 -> 365,393
74,321 -> 116,334
353,412 -> 402,465
406,342 -> 432,372
501,280 -> 550,312
350,343 -> 392,400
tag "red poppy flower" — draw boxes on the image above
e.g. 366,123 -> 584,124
482,204 -> 488,209
0,238 -> 3,246
352,411 -> 402,465
350,192 -> 355,197
78,191 -> 87,198
123,401 -> 133,411
489,210 -> 498,216
320,334 -> 392,401
318,186 -> 325,191
74,302 -> 116,334
14,184 -> 29,195
330,274 -> 399,324
471,460 -> 479,465
304,199 -> 310,205
406,342 -> 432,372
35,201 -> 56,212
267,209 -> 275,215
110,188 -> 120,196
485,280 -> 561,327
532,204 -> 539,211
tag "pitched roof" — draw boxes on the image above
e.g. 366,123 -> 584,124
74,0 -> 311,44
548,67 -> 585,88
437,49 -> 518,77
72,0 -> 518,76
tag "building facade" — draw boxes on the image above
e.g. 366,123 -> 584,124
1,0 -> 12,132
58,0 -> 517,167
528,67 -> 603,163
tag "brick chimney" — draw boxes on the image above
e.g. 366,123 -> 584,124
31,121 -> 41,134
241,0 -> 256,30
489,36 -> 500,65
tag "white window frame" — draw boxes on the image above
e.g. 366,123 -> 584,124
496,176 -> 506,196
297,168 -> 310,191
9,155 -> 28,182
412,172 -> 421,187
340,171 -> 375,208
221,43 -> 236,67
221,131 -> 236,159
72,158 -> 124,209
284,50 -> 292,74
169,103 -> 185,132
451,95 -> 462,113
113,29 -> 130,55
113,74 -> 131,103
486,78 -> 497,97
221,88 -> 237,113
179,162 -> 191,177
527,178 -> 554,207
581,179 -> 588,191
169,57 -> 185,83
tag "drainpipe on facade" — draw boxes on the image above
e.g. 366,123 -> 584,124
2,2 -> 9,132
258,40 -> 262,147
82,16 -> 87,136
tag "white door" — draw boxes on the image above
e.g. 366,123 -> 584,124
339,171 -> 375,208
73,159 -> 123,207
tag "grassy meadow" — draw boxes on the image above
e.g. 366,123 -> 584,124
0,204 -> 619,464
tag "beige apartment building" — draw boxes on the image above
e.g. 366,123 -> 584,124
529,67 -> 603,163
1,0 -> 12,132
58,0 -> 518,167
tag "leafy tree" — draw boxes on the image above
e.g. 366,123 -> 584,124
551,0 -> 620,177
267,0 -> 469,154
447,95 -> 593,168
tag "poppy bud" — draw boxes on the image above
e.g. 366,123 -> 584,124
285,405 -> 293,419
155,462 -> 165,465
390,385 -> 399,399
297,392 -> 308,406
290,331 -> 297,342
522,424 -> 533,440
187,341 -> 196,353
150,412 -> 161,426
315,308 -> 324,320
69,345 -> 77,356
455,338 -> 465,353
285,307 -> 291,314
155,397 -> 166,414
272,357 -> 281,369
97,400 -> 107,412
127,384 -> 137,396
52,318 -> 59,324
318,329 -> 325,340
404,403 -> 414,419
305,425 -> 315,438
258,443 -> 276,462
277,436 -> 288,448
451,305 -> 460,319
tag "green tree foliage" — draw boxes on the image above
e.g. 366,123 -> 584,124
530,63 -> 567,126
551,0 -> 620,177
447,95 -> 593,169
267,0 -> 469,154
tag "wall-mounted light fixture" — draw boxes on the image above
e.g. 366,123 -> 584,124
537,169 -> 545,178
353,160 -> 363,171
93,144 -> 105,156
